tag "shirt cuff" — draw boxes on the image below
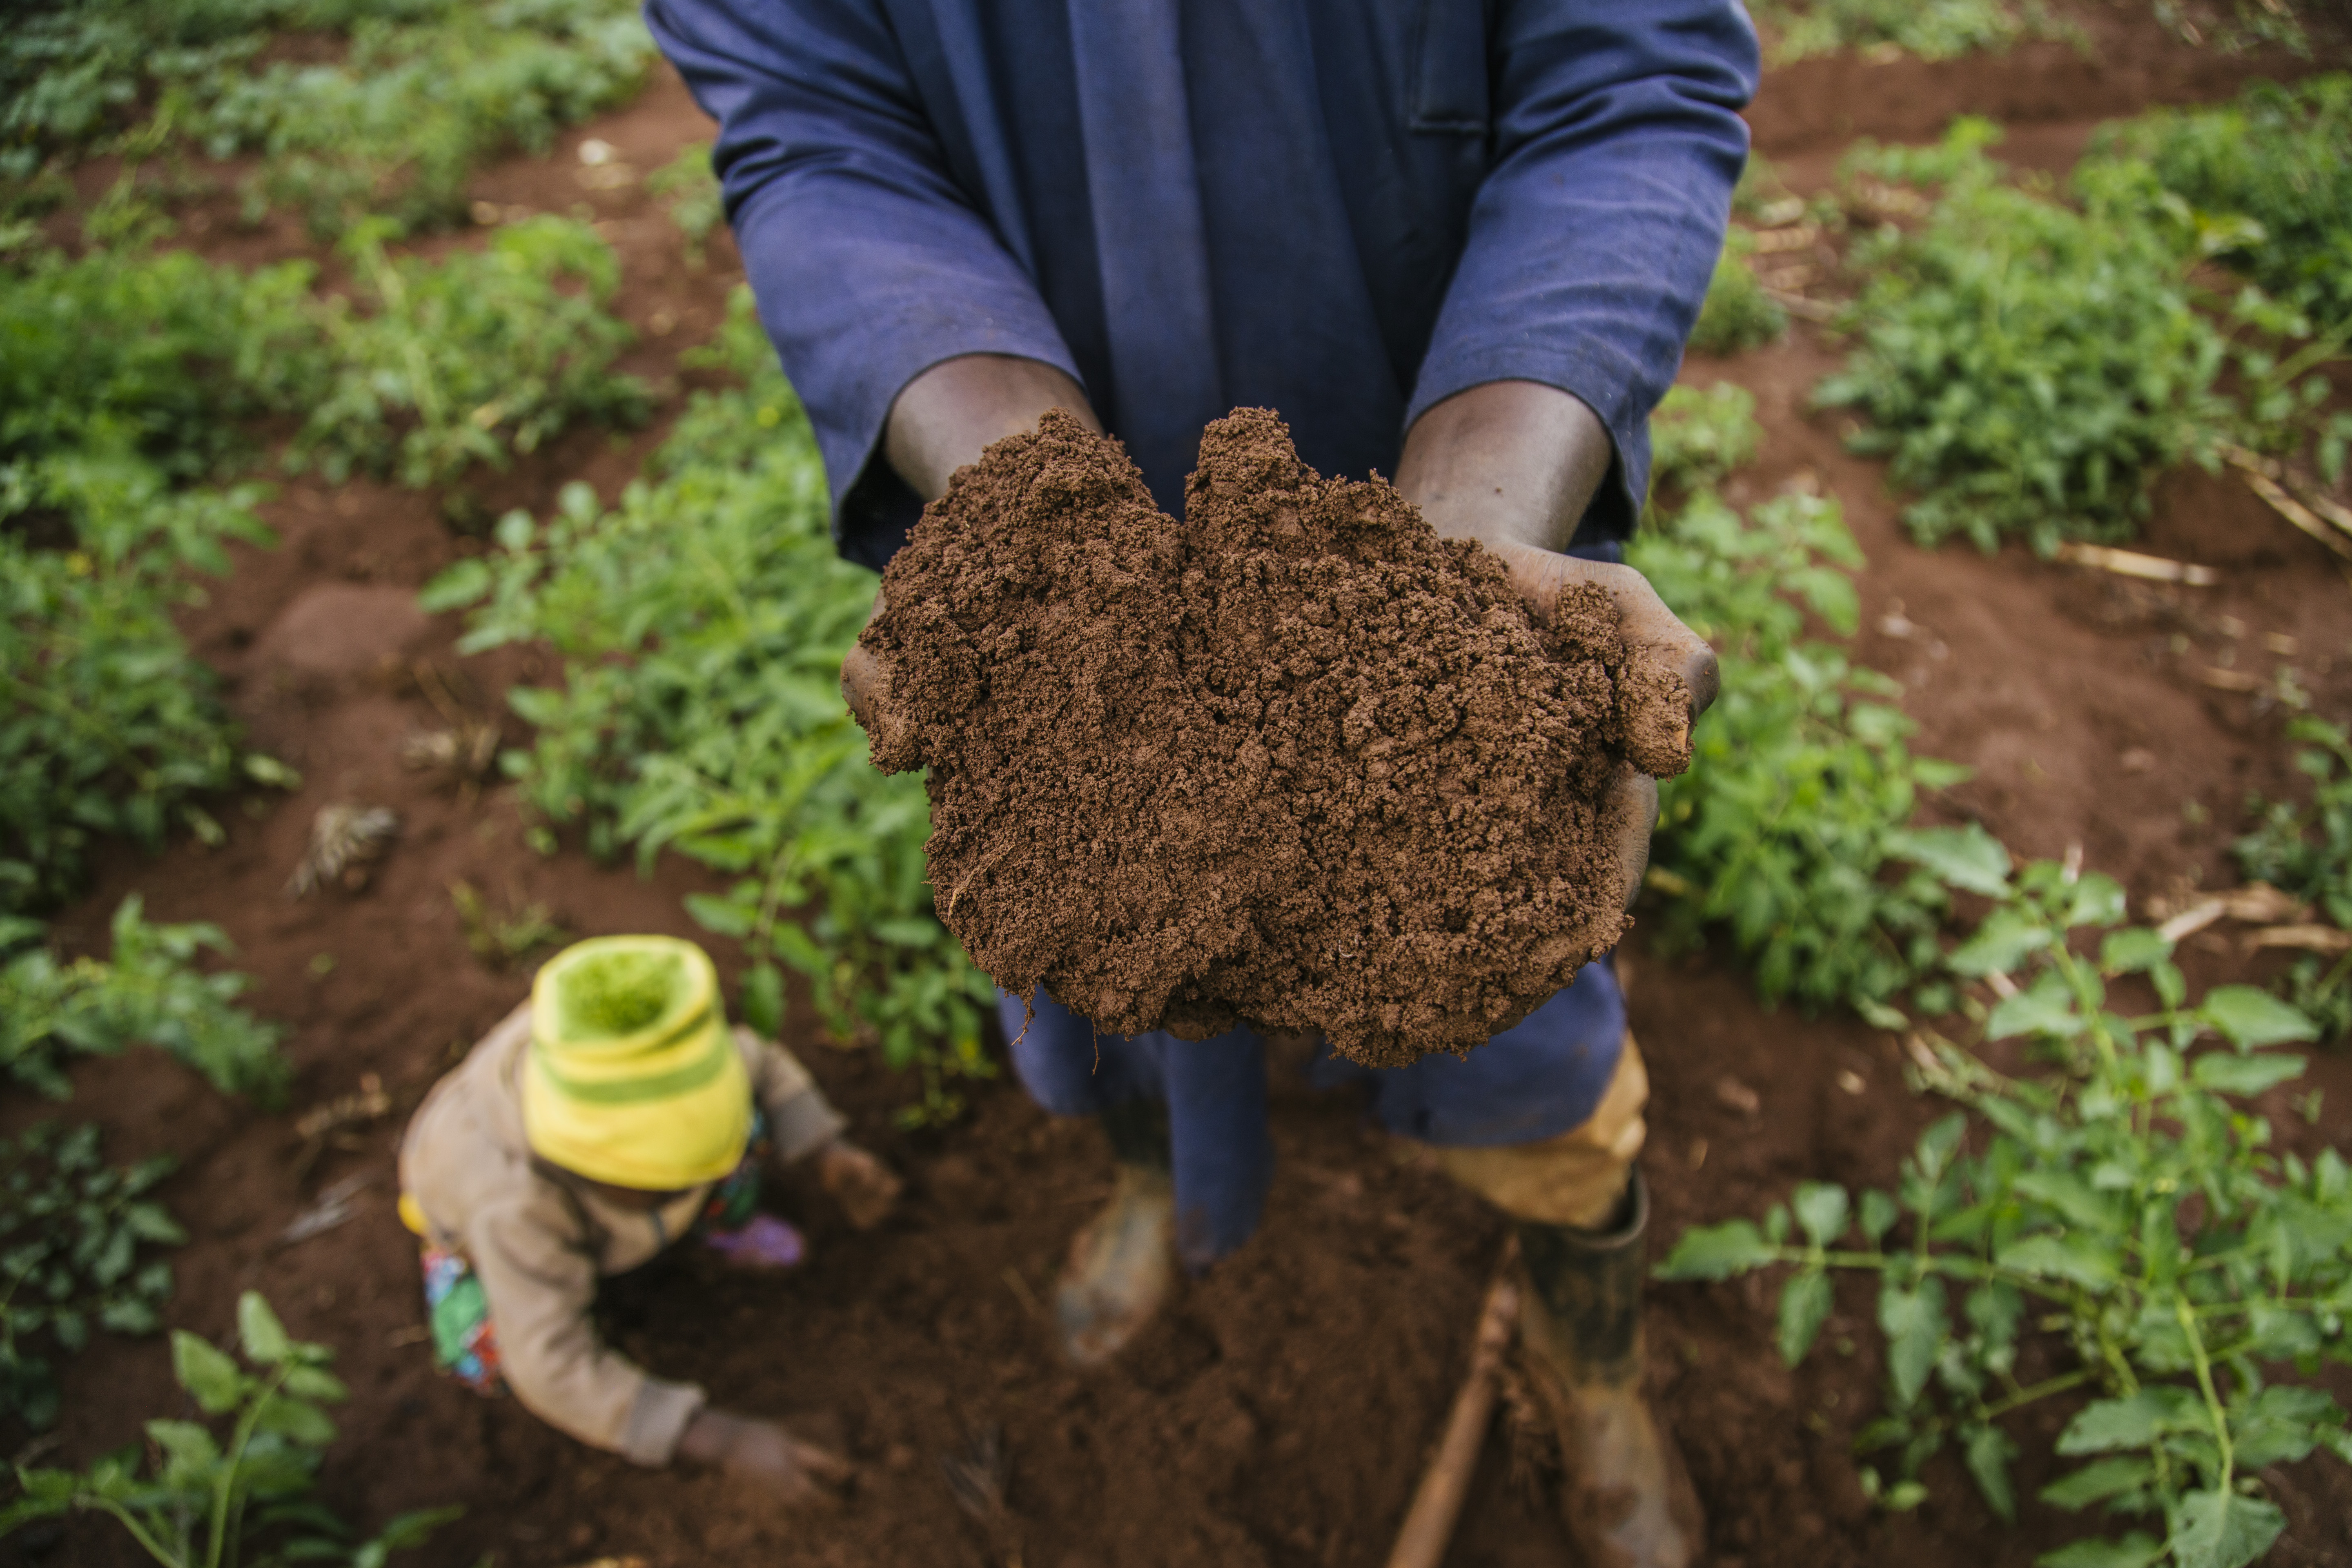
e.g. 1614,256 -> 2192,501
620,1376 -> 709,1467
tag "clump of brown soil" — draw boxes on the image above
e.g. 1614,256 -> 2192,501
861,408 -> 1642,1067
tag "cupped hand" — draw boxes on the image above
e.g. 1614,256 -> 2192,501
1483,538 -> 1715,910
678,1408 -> 853,1505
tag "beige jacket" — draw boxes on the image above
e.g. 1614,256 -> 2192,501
397,1002 -> 846,1465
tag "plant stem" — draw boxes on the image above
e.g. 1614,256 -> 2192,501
2176,1297 -> 2233,1495
208,1361 -> 293,1568
89,1495 -> 183,1568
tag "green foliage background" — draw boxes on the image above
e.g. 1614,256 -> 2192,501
426,294 -> 997,1123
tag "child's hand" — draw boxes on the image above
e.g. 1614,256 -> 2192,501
679,1408 -> 852,1505
814,1138 -> 902,1229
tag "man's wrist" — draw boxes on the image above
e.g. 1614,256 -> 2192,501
882,353 -> 1101,503
1393,380 -> 1616,554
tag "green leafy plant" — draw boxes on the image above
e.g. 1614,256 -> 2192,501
423,291 -> 995,1123
1635,385 -> 1984,1012
647,140 -> 723,263
293,216 -> 648,492
2150,0 -> 2314,56
0,472 -> 285,916
2092,77 -> 2352,330
1647,380 -> 1764,498
1746,0 -> 2072,63
0,897 -> 287,1102
2233,715 -> 2352,1040
2235,715 -> 2352,928
1,1290 -> 460,1567
1,244 -> 321,913
0,1121 -> 184,1430
1,244 -> 322,483
2,0 -> 655,238
2084,77 -> 2352,485
1662,856 -> 2350,1568
1819,124 -> 2230,553
1688,228 -> 1789,357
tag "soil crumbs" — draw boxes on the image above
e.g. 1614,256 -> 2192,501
867,408 -> 1633,1066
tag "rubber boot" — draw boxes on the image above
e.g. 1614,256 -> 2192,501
1053,1098 -> 1176,1366
1516,1170 -> 1704,1568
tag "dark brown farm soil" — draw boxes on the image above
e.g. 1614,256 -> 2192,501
866,409 -> 1642,1067
24,13 -> 2352,1568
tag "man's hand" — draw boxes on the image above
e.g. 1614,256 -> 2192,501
678,1408 -> 852,1503
813,1137 -> 903,1230
1395,380 -> 1719,910
842,354 -> 1102,731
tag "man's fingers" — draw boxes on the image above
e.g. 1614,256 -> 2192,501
840,640 -> 884,728
1489,541 -> 1715,777
1602,764 -> 1659,914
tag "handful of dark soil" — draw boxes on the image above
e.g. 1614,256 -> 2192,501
860,409 -> 1650,1068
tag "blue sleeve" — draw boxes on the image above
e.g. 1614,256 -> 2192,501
642,0 -> 1081,546
1405,0 -> 1759,536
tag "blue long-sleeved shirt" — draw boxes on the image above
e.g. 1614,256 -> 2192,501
646,0 -> 1759,570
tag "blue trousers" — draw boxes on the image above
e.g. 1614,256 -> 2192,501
1000,962 -> 1626,1270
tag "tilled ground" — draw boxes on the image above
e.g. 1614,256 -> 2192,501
26,13 -> 2352,1568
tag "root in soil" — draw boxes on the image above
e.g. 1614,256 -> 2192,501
863,408 -> 1642,1067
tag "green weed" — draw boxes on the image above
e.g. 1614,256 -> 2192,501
0,897 -> 287,1103
1662,858 -> 2348,1568
0,1122 -> 183,1431
423,291 -> 994,1123
0,1290 -> 460,1566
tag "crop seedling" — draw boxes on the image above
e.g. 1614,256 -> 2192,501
2085,77 -> 2352,486
1825,114 -> 2352,554
2092,78 -> 2352,332
423,291 -> 996,1123
0,1290 -> 460,1568
0,897 -> 288,1103
1,0 -> 655,238
2,245 -> 315,915
2233,715 -> 2352,1040
648,141 -> 724,264
1635,383 -> 1987,1016
1661,854 -> 2350,1568
0,1122 -> 183,1431
1688,228 -> 1789,357
293,216 -> 648,496
1818,123 -> 2230,554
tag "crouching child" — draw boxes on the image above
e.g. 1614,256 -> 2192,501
396,935 -> 900,1497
